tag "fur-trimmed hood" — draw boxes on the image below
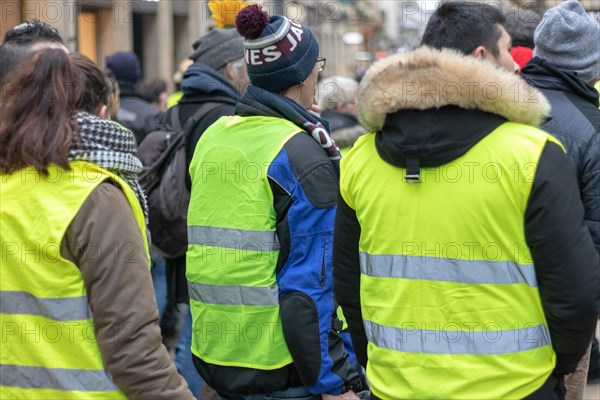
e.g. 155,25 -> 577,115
355,47 -> 552,170
357,46 -> 550,133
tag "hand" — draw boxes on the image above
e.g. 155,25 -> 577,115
323,390 -> 359,400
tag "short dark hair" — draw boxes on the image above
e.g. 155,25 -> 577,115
137,79 -> 167,104
3,19 -> 64,45
421,2 -> 506,57
503,8 -> 541,49
0,20 -> 65,83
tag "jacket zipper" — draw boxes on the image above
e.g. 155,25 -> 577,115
320,239 -> 326,287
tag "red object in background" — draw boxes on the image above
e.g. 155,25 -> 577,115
375,51 -> 388,60
511,46 -> 534,69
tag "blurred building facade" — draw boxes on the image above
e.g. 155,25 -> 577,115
0,0 -> 216,90
2,0 -> 596,84
0,0 -> 384,85
290,0 -> 383,79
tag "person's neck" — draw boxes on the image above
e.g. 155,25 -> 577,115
281,84 -> 309,109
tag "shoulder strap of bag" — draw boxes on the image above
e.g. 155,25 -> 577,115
169,104 -> 182,132
180,102 -> 226,143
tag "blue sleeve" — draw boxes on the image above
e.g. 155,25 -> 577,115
268,139 -> 359,394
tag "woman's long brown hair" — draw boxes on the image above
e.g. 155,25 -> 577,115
0,48 -> 80,175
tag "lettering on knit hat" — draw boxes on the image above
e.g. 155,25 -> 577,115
244,20 -> 305,65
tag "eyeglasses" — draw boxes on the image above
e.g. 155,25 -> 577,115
316,57 -> 326,72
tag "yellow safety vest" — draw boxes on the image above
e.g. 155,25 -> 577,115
340,122 -> 558,399
1,161 -> 149,399
187,115 -> 302,370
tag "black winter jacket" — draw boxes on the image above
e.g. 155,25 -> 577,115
523,58 -> 600,257
116,83 -> 158,145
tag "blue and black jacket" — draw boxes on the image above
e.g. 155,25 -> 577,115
191,95 -> 360,395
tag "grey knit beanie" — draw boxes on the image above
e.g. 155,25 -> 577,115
189,29 -> 245,70
533,1 -> 600,83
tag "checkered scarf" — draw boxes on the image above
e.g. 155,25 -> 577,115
69,112 -> 148,221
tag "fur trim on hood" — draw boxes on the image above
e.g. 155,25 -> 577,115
357,47 -> 551,132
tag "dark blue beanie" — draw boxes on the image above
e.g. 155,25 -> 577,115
106,51 -> 142,85
236,6 -> 319,92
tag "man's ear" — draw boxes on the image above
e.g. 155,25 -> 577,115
471,45 -> 487,60
225,62 -> 236,80
95,104 -> 109,119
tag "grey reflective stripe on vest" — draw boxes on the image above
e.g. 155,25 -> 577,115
0,364 -> 118,392
0,291 -> 92,322
364,320 -> 551,355
188,282 -> 279,306
360,252 -> 538,287
188,225 -> 280,251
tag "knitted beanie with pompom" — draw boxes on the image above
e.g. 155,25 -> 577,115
235,4 -> 319,92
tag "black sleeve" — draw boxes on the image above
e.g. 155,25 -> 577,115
524,141 -> 600,374
333,191 -> 368,368
580,130 -> 600,256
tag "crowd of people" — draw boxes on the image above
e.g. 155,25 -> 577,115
1,1 -> 599,399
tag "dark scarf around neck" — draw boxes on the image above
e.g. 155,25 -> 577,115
242,85 -> 341,172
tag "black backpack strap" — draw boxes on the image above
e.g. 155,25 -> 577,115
169,104 -> 182,132
181,102 -> 227,141
190,102 -> 224,123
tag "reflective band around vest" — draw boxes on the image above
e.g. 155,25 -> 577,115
0,364 -> 118,392
364,320 -> 551,355
188,282 -> 279,306
0,291 -> 91,322
188,225 -> 280,251
360,252 -> 538,287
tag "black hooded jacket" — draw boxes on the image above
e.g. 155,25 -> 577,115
334,49 -> 599,383
523,57 -> 600,257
